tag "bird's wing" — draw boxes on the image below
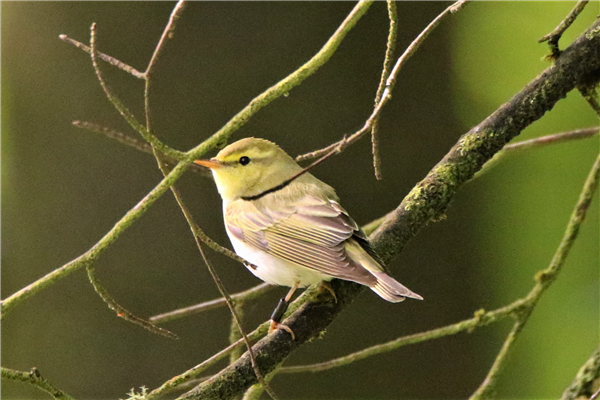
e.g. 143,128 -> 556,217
225,195 -> 377,284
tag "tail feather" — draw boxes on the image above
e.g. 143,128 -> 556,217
345,239 -> 423,303
370,271 -> 423,303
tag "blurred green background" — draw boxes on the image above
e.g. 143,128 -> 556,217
2,2 -> 598,399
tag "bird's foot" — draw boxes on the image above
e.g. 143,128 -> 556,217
269,320 -> 295,340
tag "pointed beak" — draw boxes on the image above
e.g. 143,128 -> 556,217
194,159 -> 222,169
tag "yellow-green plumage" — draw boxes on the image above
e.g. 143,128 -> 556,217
197,138 -> 422,302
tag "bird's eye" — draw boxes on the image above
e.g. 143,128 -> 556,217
239,156 -> 251,166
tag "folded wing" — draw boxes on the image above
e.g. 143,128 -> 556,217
226,194 -> 422,301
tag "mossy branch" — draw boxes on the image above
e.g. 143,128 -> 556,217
561,347 -> 600,400
178,19 -> 600,400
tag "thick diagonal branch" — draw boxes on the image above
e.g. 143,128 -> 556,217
179,20 -> 600,400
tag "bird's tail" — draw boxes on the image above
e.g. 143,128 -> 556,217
369,270 -> 423,303
345,239 -> 423,303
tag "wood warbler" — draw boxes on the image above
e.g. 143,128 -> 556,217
195,138 -> 422,337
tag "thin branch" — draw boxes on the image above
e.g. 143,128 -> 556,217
471,152 -> 600,399
181,19 -> 600,400
476,127 -> 600,176
296,0 -> 467,163
503,127 -> 599,152
278,301 -> 524,374
74,120 -> 153,153
470,320 -> 526,400
228,302 -> 246,366
89,23 -> 186,161
539,0 -> 590,58
561,347 -> 600,400
1,367 -> 75,400
144,0 -> 186,133
1,0 -> 372,319
370,0 -> 398,180
149,283 -> 273,324
195,227 -> 251,265
86,265 -> 178,340
71,120 -> 211,178
0,160 -> 189,319
59,34 -> 145,79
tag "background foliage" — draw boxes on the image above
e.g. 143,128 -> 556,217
2,2 -> 598,399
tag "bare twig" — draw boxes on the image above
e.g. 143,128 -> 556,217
144,0 -> 186,133
74,120 -> 154,153
1,367 -> 75,400
277,302 -> 522,374
59,34 -> 145,79
150,283 -> 273,324
471,153 -> 600,399
228,301 -> 246,366
470,320 -> 526,399
474,127 -> 599,178
86,264 -> 178,340
371,0 -> 398,180
539,0 -> 590,58
71,120 -> 211,177
89,23 -> 186,161
296,0 -> 467,163
503,127 -> 599,152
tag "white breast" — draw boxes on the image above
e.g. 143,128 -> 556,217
223,203 -> 331,288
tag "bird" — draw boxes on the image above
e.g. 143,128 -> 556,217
194,137 -> 422,337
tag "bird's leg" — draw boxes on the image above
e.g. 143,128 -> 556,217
318,280 -> 337,303
269,281 -> 299,340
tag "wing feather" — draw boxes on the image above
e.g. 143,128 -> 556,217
225,195 -> 375,285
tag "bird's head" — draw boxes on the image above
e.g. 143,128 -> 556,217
195,137 -> 303,201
